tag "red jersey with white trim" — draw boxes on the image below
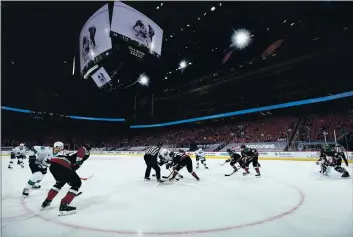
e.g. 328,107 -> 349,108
51,147 -> 90,170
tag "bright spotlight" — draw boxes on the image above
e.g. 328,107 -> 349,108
149,41 -> 155,53
211,6 -> 216,11
231,28 -> 251,49
138,74 -> 149,86
89,50 -> 95,58
179,60 -> 187,69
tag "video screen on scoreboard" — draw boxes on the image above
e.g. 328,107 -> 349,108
91,67 -> 111,88
79,4 -> 112,73
111,1 -> 163,57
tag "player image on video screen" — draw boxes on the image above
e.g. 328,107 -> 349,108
81,26 -> 97,64
132,20 -> 155,48
97,73 -> 106,84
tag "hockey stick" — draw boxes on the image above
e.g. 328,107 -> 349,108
80,175 -> 94,181
225,165 -> 241,176
224,170 -> 237,176
220,160 -> 227,166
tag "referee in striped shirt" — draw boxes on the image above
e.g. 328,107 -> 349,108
144,143 -> 163,183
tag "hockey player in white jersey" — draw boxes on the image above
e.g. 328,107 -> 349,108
195,148 -> 208,169
8,143 -> 26,169
22,142 -> 63,198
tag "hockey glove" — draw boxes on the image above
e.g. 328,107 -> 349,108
226,159 -> 230,162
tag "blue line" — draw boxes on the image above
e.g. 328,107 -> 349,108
69,115 -> 125,122
130,91 -> 353,128
1,106 -> 31,113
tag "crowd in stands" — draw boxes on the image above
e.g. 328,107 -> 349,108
2,111 -> 352,151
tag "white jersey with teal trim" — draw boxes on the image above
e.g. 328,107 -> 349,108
195,149 -> 205,158
12,146 -> 26,157
29,146 -> 54,169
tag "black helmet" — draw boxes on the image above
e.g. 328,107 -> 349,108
226,148 -> 232,153
83,144 -> 91,151
240,144 -> 246,149
179,149 -> 185,154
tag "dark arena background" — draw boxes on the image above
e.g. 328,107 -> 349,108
1,2 -> 353,237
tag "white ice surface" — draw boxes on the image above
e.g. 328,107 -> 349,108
1,156 -> 352,237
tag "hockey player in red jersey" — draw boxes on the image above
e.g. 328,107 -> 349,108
41,143 -> 91,216
169,150 -> 200,181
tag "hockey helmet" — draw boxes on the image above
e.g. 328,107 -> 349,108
53,141 -> 64,154
83,144 -> 91,151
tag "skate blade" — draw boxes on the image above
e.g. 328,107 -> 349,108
58,210 -> 76,216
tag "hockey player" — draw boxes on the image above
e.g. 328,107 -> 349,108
41,144 -> 91,216
316,145 -> 350,178
22,144 -> 62,197
240,145 -> 261,177
144,143 -> 164,183
195,148 -> 208,169
8,143 -> 26,169
224,148 -> 243,176
157,149 -> 183,180
169,151 -> 200,181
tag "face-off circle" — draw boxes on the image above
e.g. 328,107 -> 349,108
21,180 -> 305,236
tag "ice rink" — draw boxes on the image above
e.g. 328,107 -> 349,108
2,155 -> 352,237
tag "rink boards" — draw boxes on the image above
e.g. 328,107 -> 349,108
2,150 -> 353,162
109,151 -> 353,163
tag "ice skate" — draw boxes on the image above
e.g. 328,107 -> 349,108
255,173 -> 261,178
58,203 -> 76,216
243,171 -> 250,176
41,199 -> 52,210
32,184 -> 41,189
22,188 -> 29,198
144,177 -> 151,181
342,172 -> 350,178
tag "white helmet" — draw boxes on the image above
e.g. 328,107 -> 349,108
53,141 -> 64,149
198,148 -> 202,151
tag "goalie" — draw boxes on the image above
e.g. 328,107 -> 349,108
316,145 -> 350,178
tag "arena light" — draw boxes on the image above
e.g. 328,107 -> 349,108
149,41 -> 155,53
83,64 -> 99,79
89,50 -> 95,58
211,6 -> 216,11
138,74 -> 149,86
179,60 -> 187,69
1,106 -> 31,113
72,56 -> 75,75
69,115 -> 125,122
231,28 -> 251,50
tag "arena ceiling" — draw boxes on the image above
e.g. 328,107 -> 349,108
2,1 -> 352,119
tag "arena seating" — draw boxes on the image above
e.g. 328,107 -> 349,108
3,111 -> 352,152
